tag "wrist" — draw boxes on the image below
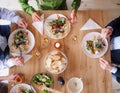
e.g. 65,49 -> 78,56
106,26 -> 113,32
110,66 -> 117,73
72,10 -> 77,15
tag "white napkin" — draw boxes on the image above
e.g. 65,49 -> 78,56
11,53 -> 33,63
80,18 -> 102,30
32,14 -> 44,35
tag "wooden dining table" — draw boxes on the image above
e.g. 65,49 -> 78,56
9,10 -> 112,93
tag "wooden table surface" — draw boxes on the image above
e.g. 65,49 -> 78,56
9,10 -> 112,93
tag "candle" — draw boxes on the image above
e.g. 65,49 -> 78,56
54,42 -> 61,49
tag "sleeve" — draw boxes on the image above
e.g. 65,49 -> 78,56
0,59 -> 14,70
71,0 -> 81,10
106,16 -> 120,31
112,67 -> 120,78
19,0 -> 35,15
0,8 -> 21,23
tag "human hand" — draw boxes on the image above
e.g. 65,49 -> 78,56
17,18 -> 28,29
7,73 -> 18,81
99,58 -> 114,72
11,56 -> 24,66
70,10 -> 77,24
101,28 -> 112,38
32,12 -> 41,22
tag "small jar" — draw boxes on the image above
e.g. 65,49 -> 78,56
14,74 -> 24,83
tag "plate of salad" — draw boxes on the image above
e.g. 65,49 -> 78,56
81,32 -> 108,58
44,14 -> 70,39
8,28 -> 35,55
31,73 -> 53,86
10,83 -> 36,93
31,73 -> 53,93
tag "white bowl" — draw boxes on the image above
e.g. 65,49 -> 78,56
44,50 -> 68,74
67,77 -> 83,93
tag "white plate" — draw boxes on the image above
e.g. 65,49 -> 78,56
8,28 -> 35,55
81,32 -> 108,58
44,14 -> 70,39
10,83 -> 36,93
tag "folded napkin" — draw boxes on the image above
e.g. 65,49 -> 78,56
11,53 -> 33,63
32,14 -> 44,35
80,18 -> 102,30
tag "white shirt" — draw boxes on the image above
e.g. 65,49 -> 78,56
0,8 -> 21,23
0,8 -> 21,70
111,36 -> 120,50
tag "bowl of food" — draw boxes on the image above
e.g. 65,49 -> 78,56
44,14 -> 70,39
44,50 -> 68,74
8,28 -> 35,55
10,83 -> 36,93
81,32 -> 108,58
31,73 -> 53,87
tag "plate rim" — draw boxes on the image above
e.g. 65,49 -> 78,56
9,83 -> 36,93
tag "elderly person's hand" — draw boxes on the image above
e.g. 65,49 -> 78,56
70,10 -> 77,24
101,28 -> 112,38
11,56 -> 24,66
17,18 -> 28,29
99,58 -> 114,72
32,12 -> 41,22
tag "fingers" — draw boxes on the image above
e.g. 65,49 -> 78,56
17,19 -> 28,29
32,12 -> 41,22
101,28 -> 112,38
12,56 -> 24,66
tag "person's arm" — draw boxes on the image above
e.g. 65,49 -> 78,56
0,73 -> 17,81
70,0 -> 81,24
106,16 -> 120,30
0,8 -> 21,23
101,16 -> 120,38
71,0 -> 81,10
0,59 -> 14,70
113,67 -> 120,78
0,56 -> 24,70
19,0 -> 35,15
0,8 -> 28,28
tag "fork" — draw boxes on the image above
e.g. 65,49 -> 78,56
18,46 -> 22,56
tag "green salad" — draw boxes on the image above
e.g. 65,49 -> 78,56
20,89 -> 33,93
32,73 -> 53,87
49,17 -> 66,34
13,30 -> 29,48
